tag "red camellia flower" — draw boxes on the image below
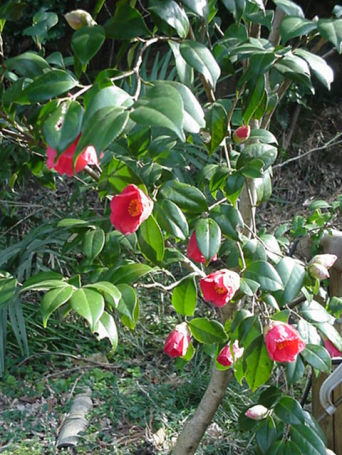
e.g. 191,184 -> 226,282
47,135 -> 99,177
264,321 -> 305,362
163,323 -> 191,358
200,269 -> 240,307
233,125 -> 251,144
187,231 -> 217,264
110,184 -> 153,235
217,340 -> 244,367
324,338 -> 342,358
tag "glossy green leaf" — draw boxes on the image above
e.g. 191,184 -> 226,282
195,218 -> 221,262
104,3 -> 150,39
273,257 -> 305,306
250,128 -> 278,144
297,319 -> 321,345
166,81 -> 205,133
85,281 -> 121,309
300,300 -> 335,324
98,157 -> 142,197
189,318 -> 228,344
94,311 -> 118,350
105,263 -> 152,285
169,40 -> 194,86
239,158 -> 264,178
211,204 -> 243,240
19,69 -> 77,103
172,277 -> 197,316
70,288 -> 105,332
301,343 -> 331,372
259,385 -> 282,408
180,40 -> 221,89
239,277 -> 260,297
328,296 -> 342,318
205,102 -> 228,154
149,0 -> 189,38
286,355 -> 305,385
40,285 -> 73,327
243,238 -> 267,262
159,181 -> 208,213
244,335 -> 273,390
290,424 -> 327,455
83,228 -> 105,260
294,49 -> 334,90
267,441 -> 302,455
131,82 -> 185,141
221,0 -> 246,20
71,25 -> 105,66
44,100 -> 83,154
275,53 -> 313,91
239,52 -> 275,86
156,200 -> 189,240
273,0 -> 304,17
137,215 -> 165,264
274,396 -> 306,425
21,279 -> 69,292
255,169 -> 273,205
280,17 -> 317,43
255,416 -> 277,454
77,106 -> 129,154
244,261 -> 283,291
317,19 -> 342,53
57,218 -> 90,228
225,173 -> 244,207
238,143 -> 278,170
179,0 -> 209,19
116,284 -> 139,328
5,51 -> 50,77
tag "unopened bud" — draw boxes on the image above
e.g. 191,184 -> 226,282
245,404 -> 269,420
309,263 -> 330,280
65,10 -> 96,30
233,125 -> 250,144
326,449 -> 336,455
309,254 -> 337,280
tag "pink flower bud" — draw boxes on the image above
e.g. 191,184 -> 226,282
200,269 -> 240,308
309,263 -> 330,280
163,323 -> 191,358
65,10 -> 96,30
217,340 -> 244,367
310,254 -> 337,269
233,125 -> 251,144
245,404 -> 269,420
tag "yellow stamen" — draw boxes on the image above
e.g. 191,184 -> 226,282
277,340 -> 292,350
214,284 -> 226,295
128,198 -> 142,217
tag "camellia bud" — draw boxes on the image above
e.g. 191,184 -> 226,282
65,10 -> 96,30
233,125 -> 251,144
245,404 -> 269,420
326,450 -> 336,455
308,254 -> 337,280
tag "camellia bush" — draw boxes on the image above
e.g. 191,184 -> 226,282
1,0 -> 342,453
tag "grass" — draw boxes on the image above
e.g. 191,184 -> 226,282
0,298 -> 256,455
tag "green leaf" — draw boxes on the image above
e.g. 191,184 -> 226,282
40,285 -> 73,328
77,106 -> 129,155
221,0 -> 246,20
328,296 -> 342,318
104,2 -> 150,39
244,335 -> 273,390
301,343 -> 331,373
239,277 -> 260,296
21,279 -> 69,292
70,288 -> 105,332
44,100 -> 83,154
105,263 -> 152,285
297,319 -> 321,345
116,284 -> 139,328
94,311 -> 118,350
275,53 -> 313,91
274,396 -> 306,425
300,300 -> 335,324
137,215 -> 165,264
286,354 -> 305,385
290,424 -> 327,455
83,228 -> 105,260
169,40 -> 194,86
180,40 -> 221,89
57,218 -> 90,228
333,5 -> 342,18
239,159 -> 264,178
172,277 -> 197,316
131,82 -> 185,141
238,143 -> 278,170
188,318 -> 228,344
280,17 -> 317,43
225,173 -> 244,207
242,76 -> 266,124
294,49 -> 334,90
71,25 -> 105,66
250,128 -> 278,144
179,0 -> 209,19
205,102 -> 228,154
259,233 -> 281,263
267,441 -> 302,455
273,0 -> 304,18
156,200 -> 189,240
85,281 -> 121,309
314,322 -> 342,352
195,218 -> 221,262
0,274 -> 17,307
244,261 -> 283,291
239,52 -> 275,86
243,238 -> 267,262
19,70 -> 78,103
5,51 -> 50,77
159,181 -> 208,213
259,385 -> 282,408
98,157 -> 142,197
211,204 -> 243,241
317,19 -> 342,53
273,257 -> 305,306
166,81 -> 205,133
149,0 -> 189,38
255,416 -> 278,454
